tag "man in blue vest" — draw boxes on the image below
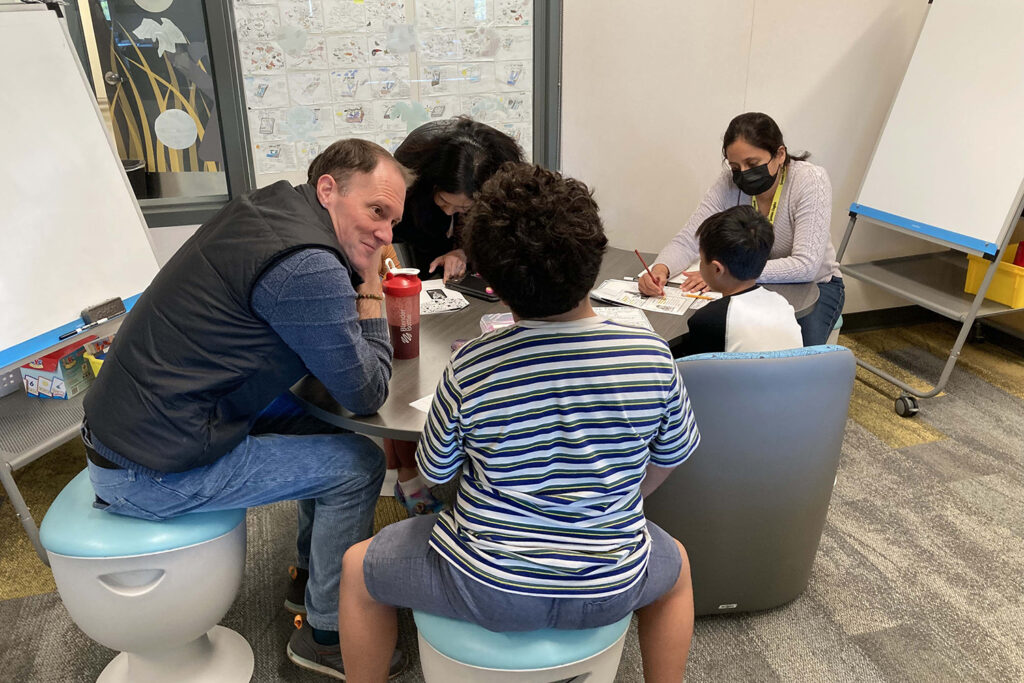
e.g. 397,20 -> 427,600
82,138 -> 411,678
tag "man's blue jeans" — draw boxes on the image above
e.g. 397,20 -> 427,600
86,393 -> 384,632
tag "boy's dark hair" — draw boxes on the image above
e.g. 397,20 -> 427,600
306,138 -> 414,190
463,163 -> 607,319
696,205 -> 775,281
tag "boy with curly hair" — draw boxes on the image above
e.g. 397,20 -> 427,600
338,163 -> 701,682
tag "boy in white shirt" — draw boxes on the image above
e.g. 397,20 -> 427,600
671,205 -> 803,357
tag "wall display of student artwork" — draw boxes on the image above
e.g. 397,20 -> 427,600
234,0 -> 534,178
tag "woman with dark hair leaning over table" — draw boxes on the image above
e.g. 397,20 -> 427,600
638,112 -> 844,346
391,116 -> 524,282
385,117 -> 522,516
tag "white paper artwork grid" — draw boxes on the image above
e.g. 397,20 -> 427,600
234,0 -> 534,179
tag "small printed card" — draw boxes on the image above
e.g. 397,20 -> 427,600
420,280 -> 470,315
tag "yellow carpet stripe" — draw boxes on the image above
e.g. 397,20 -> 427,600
840,331 -> 945,397
373,497 -> 408,534
0,441 -> 80,601
840,333 -> 946,449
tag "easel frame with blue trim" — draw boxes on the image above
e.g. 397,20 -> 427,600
831,0 -> 1024,416
836,199 -> 1024,418
0,4 -> 157,566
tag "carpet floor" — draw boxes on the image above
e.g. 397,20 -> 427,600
1,321 -> 1022,681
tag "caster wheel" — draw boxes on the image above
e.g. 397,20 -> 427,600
894,395 -> 919,418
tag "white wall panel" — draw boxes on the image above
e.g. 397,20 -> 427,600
562,0 -> 931,312
561,0 -> 752,256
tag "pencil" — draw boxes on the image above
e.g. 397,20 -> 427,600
634,249 -> 657,282
682,292 -> 716,301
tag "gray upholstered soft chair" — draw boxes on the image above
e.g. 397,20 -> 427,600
644,345 -> 856,616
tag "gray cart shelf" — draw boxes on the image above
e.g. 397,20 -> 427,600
0,390 -> 86,565
0,318 -> 123,565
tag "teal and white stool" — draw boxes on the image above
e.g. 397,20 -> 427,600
40,470 -> 252,683
827,314 -> 844,346
413,611 -> 632,682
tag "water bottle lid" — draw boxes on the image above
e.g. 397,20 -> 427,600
383,270 -> 422,296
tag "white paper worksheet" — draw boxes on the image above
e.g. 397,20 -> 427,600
591,280 -> 720,316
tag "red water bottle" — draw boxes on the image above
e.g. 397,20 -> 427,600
383,268 -> 422,359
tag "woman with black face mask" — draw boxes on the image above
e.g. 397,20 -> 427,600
638,112 -> 844,347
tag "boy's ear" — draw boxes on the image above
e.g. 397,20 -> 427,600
710,259 -> 727,276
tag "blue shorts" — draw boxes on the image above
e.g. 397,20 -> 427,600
363,514 -> 681,632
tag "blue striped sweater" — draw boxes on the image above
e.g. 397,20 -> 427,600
417,316 -> 700,598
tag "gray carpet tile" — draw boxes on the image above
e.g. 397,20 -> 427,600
806,505 -> 910,638
852,624 -> 970,682
2,592 -> 110,683
949,473 -> 1024,541
882,347 -> 1024,465
901,437 -> 1008,487
832,419 -> 950,507
686,615 -> 783,683
741,597 -> 887,682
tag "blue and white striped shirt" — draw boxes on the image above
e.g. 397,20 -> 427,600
417,316 -> 700,598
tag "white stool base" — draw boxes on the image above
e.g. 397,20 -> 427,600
98,625 -> 254,683
418,629 -> 628,683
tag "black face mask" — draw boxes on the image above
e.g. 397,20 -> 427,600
732,160 -> 777,196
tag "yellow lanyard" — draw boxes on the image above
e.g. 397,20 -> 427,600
751,164 -> 787,225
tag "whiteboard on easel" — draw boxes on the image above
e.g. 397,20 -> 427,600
852,0 -> 1024,257
0,6 -> 158,365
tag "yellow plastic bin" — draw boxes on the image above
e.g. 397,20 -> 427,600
964,244 -> 1024,309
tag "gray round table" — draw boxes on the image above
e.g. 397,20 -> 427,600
293,247 -> 819,441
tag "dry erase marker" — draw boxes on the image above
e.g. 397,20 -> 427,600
58,317 -> 110,340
